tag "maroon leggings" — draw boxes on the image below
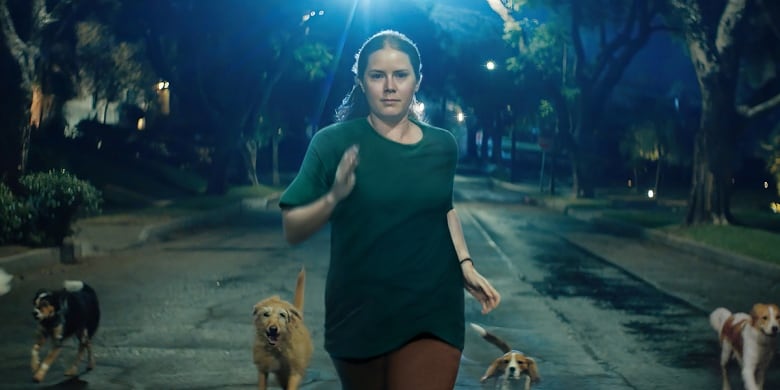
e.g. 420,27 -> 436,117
331,335 -> 462,390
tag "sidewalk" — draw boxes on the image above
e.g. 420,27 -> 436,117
0,197 -> 274,276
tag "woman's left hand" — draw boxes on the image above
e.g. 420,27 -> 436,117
461,261 -> 501,314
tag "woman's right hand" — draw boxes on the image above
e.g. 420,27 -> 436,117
330,144 -> 359,202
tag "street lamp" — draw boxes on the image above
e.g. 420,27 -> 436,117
155,80 -> 170,116
485,60 -> 496,71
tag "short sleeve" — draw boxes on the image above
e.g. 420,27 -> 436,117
279,133 -> 332,209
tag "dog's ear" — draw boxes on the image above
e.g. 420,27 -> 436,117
480,356 -> 504,383
750,303 -> 766,324
526,357 -> 541,382
289,307 -> 302,321
33,289 -> 48,304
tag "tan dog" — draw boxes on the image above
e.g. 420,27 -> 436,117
471,323 -> 540,390
252,267 -> 312,390
710,303 -> 779,390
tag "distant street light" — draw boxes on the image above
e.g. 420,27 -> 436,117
155,80 -> 170,116
485,60 -> 496,71
457,112 -> 465,123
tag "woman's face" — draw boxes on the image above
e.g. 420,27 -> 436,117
360,46 -> 419,122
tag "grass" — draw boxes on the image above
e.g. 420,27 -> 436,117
558,188 -> 780,265
665,225 -> 780,265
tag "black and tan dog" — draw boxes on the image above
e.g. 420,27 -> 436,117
252,267 -> 312,390
471,323 -> 540,390
31,280 -> 100,383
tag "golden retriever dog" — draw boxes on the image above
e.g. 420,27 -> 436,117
471,323 -> 540,390
252,267 -> 312,390
710,303 -> 779,390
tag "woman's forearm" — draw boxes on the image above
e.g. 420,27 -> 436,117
282,191 -> 338,245
447,208 -> 471,263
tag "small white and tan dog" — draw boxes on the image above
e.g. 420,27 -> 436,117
470,323 -> 540,390
710,303 -> 779,390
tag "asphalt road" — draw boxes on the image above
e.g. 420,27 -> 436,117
0,181 -> 776,389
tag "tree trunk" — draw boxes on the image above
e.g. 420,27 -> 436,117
206,148 -> 231,195
18,84 -> 41,178
491,129 -> 502,164
242,139 -> 259,186
272,135 -> 280,187
510,129 -> 519,182
685,87 -> 738,225
633,167 -> 639,194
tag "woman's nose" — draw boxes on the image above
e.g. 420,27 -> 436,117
384,78 -> 396,92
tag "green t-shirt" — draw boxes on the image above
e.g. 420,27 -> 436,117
279,117 -> 465,359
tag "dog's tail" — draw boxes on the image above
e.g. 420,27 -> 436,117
63,280 -> 85,292
470,323 -> 511,353
294,266 -> 305,314
709,307 -> 731,334
0,268 -> 12,296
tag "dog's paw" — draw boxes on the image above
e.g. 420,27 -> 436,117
64,366 -> 78,377
32,370 -> 45,383
30,362 -> 40,374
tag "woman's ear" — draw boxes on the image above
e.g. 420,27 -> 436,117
415,74 -> 423,92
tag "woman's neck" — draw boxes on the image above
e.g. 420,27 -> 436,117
367,115 -> 421,144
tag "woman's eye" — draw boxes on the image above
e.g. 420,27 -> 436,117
369,73 -> 383,79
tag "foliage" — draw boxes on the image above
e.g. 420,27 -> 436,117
294,42 -> 334,81
0,183 -> 28,245
20,170 -> 102,246
761,123 -> 780,198
75,20 -> 154,121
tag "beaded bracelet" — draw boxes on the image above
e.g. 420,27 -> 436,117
459,258 -> 473,265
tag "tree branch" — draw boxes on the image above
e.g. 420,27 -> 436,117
757,0 -> 780,41
737,92 -> 780,118
715,0 -> 748,69
0,0 -> 38,87
571,3 -> 587,83
670,0 -> 716,77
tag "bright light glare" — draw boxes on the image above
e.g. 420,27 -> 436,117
647,189 -> 655,199
485,60 -> 496,70
457,112 -> 465,122
764,181 -> 770,189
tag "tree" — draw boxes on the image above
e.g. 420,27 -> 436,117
0,0 -> 119,185
75,21 -> 151,123
669,0 -> 780,225
620,113 -> 683,196
0,0 -> 67,184
486,0 -> 668,197
134,0 -> 334,193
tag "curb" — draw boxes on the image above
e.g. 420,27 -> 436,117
560,204 -> 780,277
0,248 -> 59,275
